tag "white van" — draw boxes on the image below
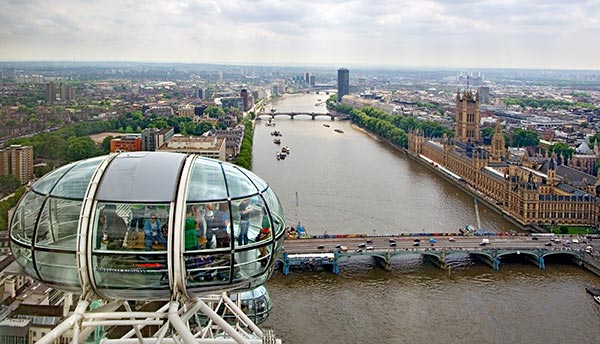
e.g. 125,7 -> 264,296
479,238 -> 490,246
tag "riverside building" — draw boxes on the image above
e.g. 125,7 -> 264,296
408,90 -> 599,228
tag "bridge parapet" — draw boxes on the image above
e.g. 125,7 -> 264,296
279,246 -> 584,275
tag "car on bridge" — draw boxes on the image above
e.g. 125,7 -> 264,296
389,242 -> 397,247
366,239 -> 373,244
317,245 -> 325,250
448,237 -> 456,242
412,242 -> 420,247
366,246 -> 374,251
545,242 -> 553,247
413,238 -> 421,242
357,243 -> 367,248
388,238 -> 396,243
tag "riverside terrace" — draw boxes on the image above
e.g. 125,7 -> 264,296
277,234 -> 600,276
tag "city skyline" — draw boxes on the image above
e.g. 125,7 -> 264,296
1,0 -> 600,70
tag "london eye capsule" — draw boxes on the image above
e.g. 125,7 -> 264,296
9,152 -> 285,301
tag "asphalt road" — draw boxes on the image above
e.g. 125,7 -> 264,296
282,235 -> 595,254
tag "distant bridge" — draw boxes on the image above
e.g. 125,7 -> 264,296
256,111 -> 348,120
277,235 -> 594,275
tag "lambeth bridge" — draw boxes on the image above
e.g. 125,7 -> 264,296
277,235 -> 599,276
256,111 -> 347,120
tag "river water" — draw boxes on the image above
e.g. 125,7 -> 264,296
255,93 -> 600,344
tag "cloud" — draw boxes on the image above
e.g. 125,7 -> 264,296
0,0 -> 599,69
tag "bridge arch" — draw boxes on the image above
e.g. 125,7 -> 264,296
496,251 -> 540,260
542,251 -> 581,260
421,251 -> 443,264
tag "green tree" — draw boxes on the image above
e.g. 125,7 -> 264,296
101,136 -> 114,153
64,137 -> 100,162
481,127 -> 494,138
0,175 -> 21,197
512,128 -> 539,147
204,106 -> 225,119
551,142 -> 575,165
559,225 -> 569,234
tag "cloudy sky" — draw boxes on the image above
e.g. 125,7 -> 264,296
1,0 -> 599,69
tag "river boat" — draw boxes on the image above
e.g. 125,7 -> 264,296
273,138 -> 281,144
276,151 -> 287,160
323,124 -> 330,128
281,147 -> 290,154
271,130 -> 282,136
594,296 -> 600,305
334,129 -> 344,133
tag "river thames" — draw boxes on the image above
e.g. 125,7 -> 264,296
257,93 -> 600,344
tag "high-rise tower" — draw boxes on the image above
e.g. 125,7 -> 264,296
455,89 -> 480,143
337,68 -> 349,101
45,81 -> 56,103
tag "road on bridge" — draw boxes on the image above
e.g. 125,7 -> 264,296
282,235 -> 593,255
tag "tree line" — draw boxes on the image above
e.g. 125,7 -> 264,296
6,111 -> 221,171
504,97 -> 597,111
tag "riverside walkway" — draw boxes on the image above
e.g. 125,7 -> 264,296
277,234 -> 597,275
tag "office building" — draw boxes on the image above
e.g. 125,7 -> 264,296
240,89 -> 250,111
141,127 -> 174,151
337,68 -> 350,101
110,134 -> 142,153
158,136 -> 227,161
478,86 -> 490,104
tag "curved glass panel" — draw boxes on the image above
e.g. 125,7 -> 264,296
240,169 -> 269,192
91,201 -> 170,297
186,158 -> 227,201
184,202 -> 231,251
35,198 -> 81,249
94,252 -> 169,298
11,245 -> 36,278
185,253 -> 231,288
96,152 -> 185,202
10,191 -> 45,244
50,156 -> 104,199
231,196 -> 267,248
32,162 -> 76,195
36,251 -> 80,288
262,188 -> 285,236
233,247 -> 270,283
222,164 -> 258,198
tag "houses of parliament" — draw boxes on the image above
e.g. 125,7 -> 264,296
407,89 -> 600,229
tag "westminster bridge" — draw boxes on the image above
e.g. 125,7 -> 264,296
277,234 -> 600,276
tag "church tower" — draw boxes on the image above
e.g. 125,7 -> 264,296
490,121 -> 505,162
455,89 -> 481,144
